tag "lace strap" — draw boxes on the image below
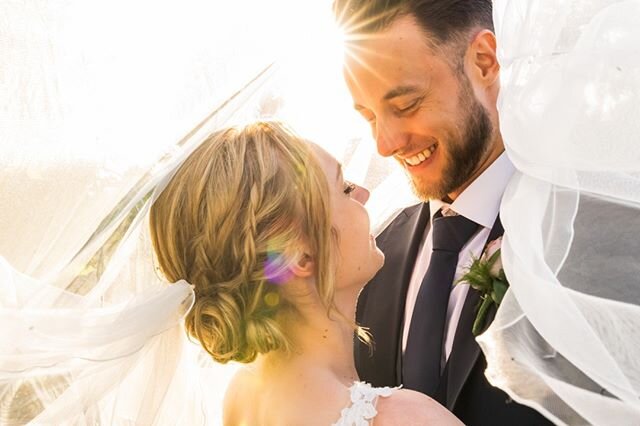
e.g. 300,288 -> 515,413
332,381 -> 396,426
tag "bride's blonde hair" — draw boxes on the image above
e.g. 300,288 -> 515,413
149,121 -> 336,363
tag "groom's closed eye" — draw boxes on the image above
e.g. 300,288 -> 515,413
393,96 -> 424,115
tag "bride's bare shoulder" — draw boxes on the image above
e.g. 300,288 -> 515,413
222,366 -> 259,425
375,388 -> 464,426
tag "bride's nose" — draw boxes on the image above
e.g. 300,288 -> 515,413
353,185 -> 370,205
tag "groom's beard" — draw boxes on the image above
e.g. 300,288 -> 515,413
410,76 -> 493,201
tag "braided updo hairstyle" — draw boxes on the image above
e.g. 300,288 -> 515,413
149,121 -> 335,363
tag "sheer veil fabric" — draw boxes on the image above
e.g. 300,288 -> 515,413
479,1 -> 640,424
0,1 -> 408,424
1,0 -> 638,425
0,2 -> 276,423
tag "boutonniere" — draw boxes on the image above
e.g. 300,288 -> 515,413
457,237 -> 508,336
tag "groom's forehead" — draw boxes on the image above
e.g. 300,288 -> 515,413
342,34 -> 444,101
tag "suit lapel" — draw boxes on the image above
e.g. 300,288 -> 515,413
355,203 -> 430,386
445,215 -> 504,409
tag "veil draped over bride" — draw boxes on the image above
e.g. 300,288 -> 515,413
1,0 -> 638,424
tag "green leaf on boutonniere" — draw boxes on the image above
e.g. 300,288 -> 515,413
464,271 -> 492,291
457,238 -> 509,336
456,257 -> 491,290
491,279 -> 508,305
472,296 -> 493,336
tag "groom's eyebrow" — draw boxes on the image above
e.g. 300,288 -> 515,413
352,86 -> 423,111
383,85 -> 421,101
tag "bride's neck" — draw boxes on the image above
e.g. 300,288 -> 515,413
266,283 -> 361,383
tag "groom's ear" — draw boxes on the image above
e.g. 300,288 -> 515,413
466,30 -> 500,87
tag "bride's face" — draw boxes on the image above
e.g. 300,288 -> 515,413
310,144 -> 384,289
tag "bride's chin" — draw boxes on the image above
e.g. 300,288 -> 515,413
362,255 -> 384,287
373,250 -> 385,271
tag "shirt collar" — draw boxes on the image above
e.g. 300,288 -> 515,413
430,152 -> 515,229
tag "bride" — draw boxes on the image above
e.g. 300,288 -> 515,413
149,120 -> 462,425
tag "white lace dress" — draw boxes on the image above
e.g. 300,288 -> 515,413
333,381 -> 397,426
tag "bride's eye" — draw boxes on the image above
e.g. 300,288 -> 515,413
343,181 -> 356,196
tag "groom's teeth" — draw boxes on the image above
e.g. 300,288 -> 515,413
404,145 -> 436,166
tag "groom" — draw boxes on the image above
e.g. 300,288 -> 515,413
334,1 -> 552,424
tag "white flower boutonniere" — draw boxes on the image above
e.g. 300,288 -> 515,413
457,237 -> 508,336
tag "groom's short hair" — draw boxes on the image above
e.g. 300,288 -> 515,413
333,0 -> 494,47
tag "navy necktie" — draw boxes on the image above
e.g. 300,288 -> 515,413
403,209 -> 480,397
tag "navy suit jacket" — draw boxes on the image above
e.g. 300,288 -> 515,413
354,203 -> 553,425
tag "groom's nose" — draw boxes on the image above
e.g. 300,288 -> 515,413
374,119 -> 406,157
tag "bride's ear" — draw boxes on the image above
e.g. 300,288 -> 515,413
289,251 -> 315,278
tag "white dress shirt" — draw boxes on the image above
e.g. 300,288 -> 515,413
401,152 -> 515,370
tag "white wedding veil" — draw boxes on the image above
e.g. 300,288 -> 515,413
1,0 -> 639,424
478,0 -> 640,424
0,1 -> 410,424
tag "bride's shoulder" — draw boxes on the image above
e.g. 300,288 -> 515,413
375,388 -> 464,426
224,365 -> 256,398
223,366 -> 261,424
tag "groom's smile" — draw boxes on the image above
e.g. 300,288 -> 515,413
400,143 -> 437,167
396,142 -> 445,191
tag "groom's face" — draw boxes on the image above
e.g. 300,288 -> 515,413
343,15 -> 494,200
